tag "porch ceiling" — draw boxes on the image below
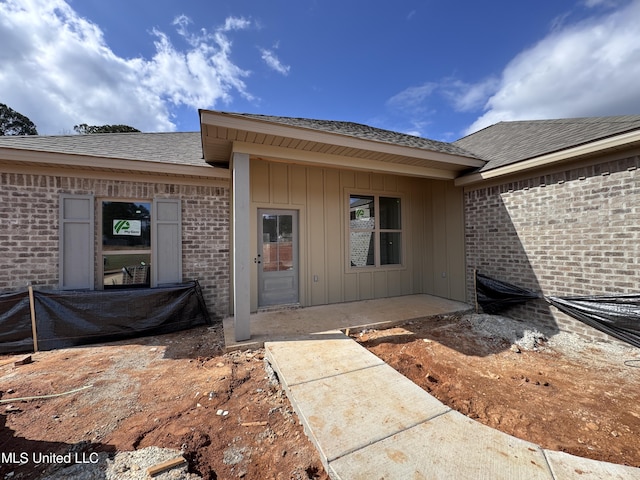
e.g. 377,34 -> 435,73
200,110 -> 485,180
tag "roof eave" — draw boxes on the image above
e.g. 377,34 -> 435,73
454,129 -> 640,187
0,147 -> 230,179
200,110 -> 485,169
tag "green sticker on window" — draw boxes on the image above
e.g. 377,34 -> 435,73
113,219 -> 142,236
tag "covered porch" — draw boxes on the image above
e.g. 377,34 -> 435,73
199,111 -> 484,342
223,294 -> 472,351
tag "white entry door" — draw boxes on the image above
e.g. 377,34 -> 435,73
258,209 -> 299,307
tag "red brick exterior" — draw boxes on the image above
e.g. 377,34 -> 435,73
464,154 -> 640,344
0,173 -> 229,318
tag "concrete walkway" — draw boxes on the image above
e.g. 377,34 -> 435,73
265,332 -> 640,480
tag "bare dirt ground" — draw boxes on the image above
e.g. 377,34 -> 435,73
355,313 -> 640,468
0,325 -> 329,480
2,313 -> 640,479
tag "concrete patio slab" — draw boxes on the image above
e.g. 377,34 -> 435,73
225,294 -> 471,350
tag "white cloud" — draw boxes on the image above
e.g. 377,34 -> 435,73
583,0 -> 623,7
0,0 -> 254,134
259,48 -> 290,76
221,16 -> 252,32
442,78 -> 500,112
386,83 -> 437,112
464,0 -> 640,134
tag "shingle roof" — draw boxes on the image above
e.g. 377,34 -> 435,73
0,131 -> 204,167
6,114 -> 638,176
226,112 -> 481,159
454,115 -> 640,172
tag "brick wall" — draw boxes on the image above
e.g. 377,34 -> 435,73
0,173 -> 230,319
465,154 -> 640,344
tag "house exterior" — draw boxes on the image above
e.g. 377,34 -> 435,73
455,116 -> 640,342
0,132 -> 231,319
1,112 -> 639,345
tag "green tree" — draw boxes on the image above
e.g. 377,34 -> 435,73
74,123 -> 141,134
0,103 -> 38,135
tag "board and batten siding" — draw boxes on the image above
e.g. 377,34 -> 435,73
248,158 -> 466,312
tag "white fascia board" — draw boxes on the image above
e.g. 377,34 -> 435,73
454,130 -> 640,187
201,110 -> 484,169
231,141 -> 459,180
0,147 -> 230,179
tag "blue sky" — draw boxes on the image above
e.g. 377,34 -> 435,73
2,0 -> 640,140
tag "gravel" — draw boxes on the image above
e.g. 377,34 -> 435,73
461,313 -> 546,350
40,446 -> 201,480
464,313 -> 640,361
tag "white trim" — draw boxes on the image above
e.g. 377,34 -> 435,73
202,110 -> 484,169
232,152 -> 251,341
231,141 -> 459,180
454,129 -> 640,187
0,147 -> 230,180
0,162 -> 229,187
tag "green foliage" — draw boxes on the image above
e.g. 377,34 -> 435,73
0,103 -> 38,136
74,123 -> 141,134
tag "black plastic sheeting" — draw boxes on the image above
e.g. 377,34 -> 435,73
0,292 -> 33,354
475,271 -> 640,349
0,281 -> 210,354
475,272 -> 540,314
546,295 -> 640,349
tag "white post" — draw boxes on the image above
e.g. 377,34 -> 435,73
232,152 -> 251,341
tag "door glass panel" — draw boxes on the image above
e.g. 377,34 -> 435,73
262,214 -> 294,272
277,215 -> 293,271
262,215 -> 278,272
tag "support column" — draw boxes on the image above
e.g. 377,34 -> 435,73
232,152 -> 251,341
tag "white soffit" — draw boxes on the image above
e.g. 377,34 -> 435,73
200,110 -> 484,178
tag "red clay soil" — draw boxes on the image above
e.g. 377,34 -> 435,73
0,325 -> 328,480
355,314 -> 640,468
3,314 -> 639,479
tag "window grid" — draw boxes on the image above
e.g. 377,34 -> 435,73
349,194 -> 402,268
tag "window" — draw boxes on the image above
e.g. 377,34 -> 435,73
102,201 -> 151,288
59,195 -> 182,290
349,194 -> 402,268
